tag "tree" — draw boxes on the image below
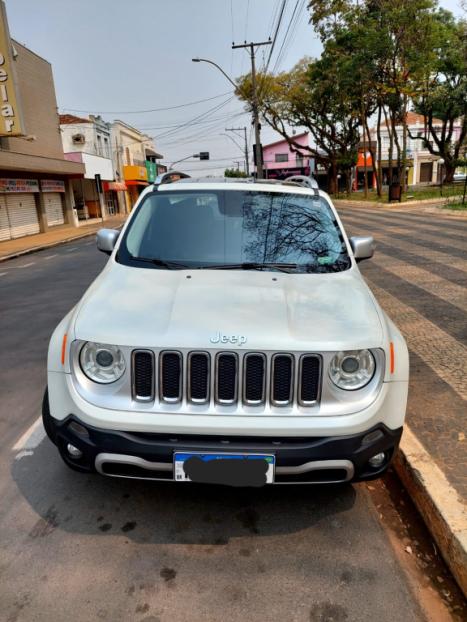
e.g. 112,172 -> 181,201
236,54 -> 361,194
410,10 -> 467,182
224,168 -> 248,178
309,0 -> 440,192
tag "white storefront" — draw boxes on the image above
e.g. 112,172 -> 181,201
0,177 -> 69,241
0,178 -> 40,240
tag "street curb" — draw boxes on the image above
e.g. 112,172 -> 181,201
394,426 -> 467,597
0,230 -> 98,263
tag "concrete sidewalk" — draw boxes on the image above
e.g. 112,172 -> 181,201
0,215 -> 126,262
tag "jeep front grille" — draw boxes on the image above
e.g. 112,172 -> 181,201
160,351 -> 182,403
216,353 -> 238,404
188,352 -> 210,403
299,355 -> 321,405
132,350 -> 155,401
131,350 -> 321,407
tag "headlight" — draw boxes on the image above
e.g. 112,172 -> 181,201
79,342 -> 125,384
329,349 -> 375,390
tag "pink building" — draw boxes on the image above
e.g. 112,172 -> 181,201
263,132 -> 313,179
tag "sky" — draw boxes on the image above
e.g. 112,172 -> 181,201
6,0 -> 465,176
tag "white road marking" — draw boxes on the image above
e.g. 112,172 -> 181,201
44,254 -> 58,260
0,272 -> 7,276
12,416 -> 46,459
66,247 -> 78,252
84,242 -> 92,246
18,262 -> 35,268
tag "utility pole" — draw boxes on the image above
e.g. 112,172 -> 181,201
232,40 -> 271,179
226,127 -> 249,176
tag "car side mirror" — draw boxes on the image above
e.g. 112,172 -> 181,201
349,236 -> 375,262
96,229 -> 119,255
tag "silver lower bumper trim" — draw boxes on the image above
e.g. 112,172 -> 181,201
95,453 -> 354,484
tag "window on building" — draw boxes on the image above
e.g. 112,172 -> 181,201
96,134 -> 103,156
104,137 -> 110,158
275,153 -> 288,163
126,147 -> 131,165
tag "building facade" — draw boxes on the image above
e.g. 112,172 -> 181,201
60,114 -> 122,220
263,132 -> 314,180
0,28 -> 84,241
363,112 -> 464,188
111,121 -> 162,211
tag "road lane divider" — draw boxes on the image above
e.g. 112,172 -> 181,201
12,416 -> 46,460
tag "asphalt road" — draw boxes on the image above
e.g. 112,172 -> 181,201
0,228 -> 457,622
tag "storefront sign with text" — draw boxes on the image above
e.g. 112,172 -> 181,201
0,178 -> 39,192
0,2 -> 25,136
40,180 -> 65,192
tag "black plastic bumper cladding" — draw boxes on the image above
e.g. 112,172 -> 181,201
50,414 -> 403,483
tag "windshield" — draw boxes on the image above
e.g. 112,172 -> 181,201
117,190 -> 351,273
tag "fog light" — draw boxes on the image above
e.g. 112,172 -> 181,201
368,452 -> 385,468
67,443 -> 82,458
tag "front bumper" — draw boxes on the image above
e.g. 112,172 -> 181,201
50,414 -> 402,484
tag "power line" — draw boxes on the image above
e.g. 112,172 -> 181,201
264,0 -> 288,73
157,111 -> 246,147
272,0 -> 306,73
61,110 -> 245,133
60,91 -> 232,115
155,97 -> 235,140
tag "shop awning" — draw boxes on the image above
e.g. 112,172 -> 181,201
103,181 -> 127,191
126,180 -> 149,187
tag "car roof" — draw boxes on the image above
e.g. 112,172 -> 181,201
156,177 -> 324,197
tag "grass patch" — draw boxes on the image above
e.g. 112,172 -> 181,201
337,185 -> 463,203
441,202 -> 467,211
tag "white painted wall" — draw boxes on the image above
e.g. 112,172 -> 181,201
81,153 -> 114,180
60,121 -> 112,159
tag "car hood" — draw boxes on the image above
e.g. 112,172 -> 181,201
73,262 -> 384,351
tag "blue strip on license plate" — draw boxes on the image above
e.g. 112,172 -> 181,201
174,452 -> 275,486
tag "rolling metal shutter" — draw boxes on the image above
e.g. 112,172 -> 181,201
6,194 -> 40,238
45,192 -> 65,226
0,195 -> 11,241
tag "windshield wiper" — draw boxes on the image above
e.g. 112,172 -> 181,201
197,262 -> 299,273
131,256 -> 190,269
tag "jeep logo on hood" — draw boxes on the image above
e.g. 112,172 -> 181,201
210,332 -> 247,346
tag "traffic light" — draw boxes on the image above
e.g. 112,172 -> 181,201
199,152 -> 210,161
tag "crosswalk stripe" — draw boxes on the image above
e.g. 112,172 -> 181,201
342,213 -> 467,252
366,278 -> 467,401
342,216 -> 467,273
345,223 -> 467,314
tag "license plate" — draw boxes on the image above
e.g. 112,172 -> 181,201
174,452 -> 275,486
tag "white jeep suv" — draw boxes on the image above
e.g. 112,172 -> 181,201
43,179 -> 409,486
